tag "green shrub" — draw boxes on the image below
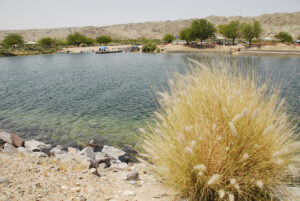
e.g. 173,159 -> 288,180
142,43 -> 157,52
163,34 -> 175,43
38,37 -> 55,47
141,56 -> 300,201
275,32 -> 293,43
2,33 -> 24,48
96,35 -> 112,45
67,32 -> 94,46
79,43 -> 87,47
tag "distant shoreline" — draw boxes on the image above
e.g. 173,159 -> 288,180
164,49 -> 300,57
2,44 -> 300,58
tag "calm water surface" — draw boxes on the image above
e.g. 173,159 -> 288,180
0,53 -> 299,149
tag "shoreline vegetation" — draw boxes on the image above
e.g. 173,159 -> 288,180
1,19 -> 300,57
1,43 -> 300,58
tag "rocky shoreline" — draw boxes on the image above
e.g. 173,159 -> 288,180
0,131 -> 175,201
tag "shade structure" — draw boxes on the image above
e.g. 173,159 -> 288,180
25,41 -> 38,45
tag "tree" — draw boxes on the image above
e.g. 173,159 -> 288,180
241,21 -> 262,46
142,42 -> 157,52
163,34 -> 175,43
298,34 -> 300,40
189,19 -> 216,43
84,37 -> 95,46
67,32 -> 93,46
96,35 -> 112,45
218,21 -> 241,45
2,33 -> 24,48
38,37 -> 55,47
274,32 -> 293,43
179,28 -> 194,44
53,39 -> 67,46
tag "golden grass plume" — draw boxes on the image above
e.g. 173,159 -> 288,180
140,56 -> 300,201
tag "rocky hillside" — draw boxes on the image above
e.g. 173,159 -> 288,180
0,12 -> 299,41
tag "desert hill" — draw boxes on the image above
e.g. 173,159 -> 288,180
0,12 -> 299,41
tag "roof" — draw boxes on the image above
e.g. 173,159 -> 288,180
25,41 -> 38,45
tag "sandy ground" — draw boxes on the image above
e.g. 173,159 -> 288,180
0,152 -> 177,201
62,43 -> 300,55
159,44 -> 300,56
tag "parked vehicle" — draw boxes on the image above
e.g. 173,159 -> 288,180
123,46 -> 140,52
172,40 -> 187,45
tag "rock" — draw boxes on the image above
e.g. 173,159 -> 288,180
122,190 -> 135,196
102,145 -> 125,160
25,140 -> 51,154
62,154 -> 90,169
89,168 -> 99,176
87,139 -> 97,150
17,147 -> 33,155
53,153 -> 68,160
119,154 -> 137,163
79,146 -> 98,169
68,147 -> 80,154
109,163 -> 129,171
94,152 -> 106,161
127,171 -> 139,181
95,152 -> 111,167
89,157 -> 99,169
0,138 -> 5,148
11,133 -> 24,147
0,177 -> 8,183
79,146 -> 94,159
31,152 -> 48,158
50,145 -> 66,156
0,131 -> 12,144
3,143 -> 18,154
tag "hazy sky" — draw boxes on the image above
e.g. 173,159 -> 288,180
0,0 -> 299,30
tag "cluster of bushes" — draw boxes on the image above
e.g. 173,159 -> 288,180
162,19 -> 298,46
0,32 -> 114,50
141,42 -> 157,52
179,19 -> 263,46
111,38 -> 161,46
160,19 -> 262,46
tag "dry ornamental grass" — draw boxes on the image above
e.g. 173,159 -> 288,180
140,56 -> 300,201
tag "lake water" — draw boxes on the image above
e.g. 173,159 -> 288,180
0,53 -> 299,149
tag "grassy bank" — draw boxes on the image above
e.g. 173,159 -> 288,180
0,46 -> 60,57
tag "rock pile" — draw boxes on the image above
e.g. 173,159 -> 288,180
0,131 -> 137,177
0,131 -> 177,201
